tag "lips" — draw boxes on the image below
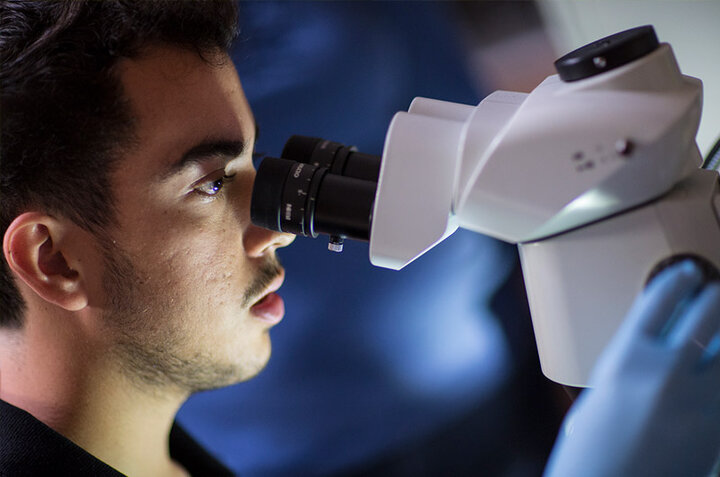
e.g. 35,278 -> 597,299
249,272 -> 286,325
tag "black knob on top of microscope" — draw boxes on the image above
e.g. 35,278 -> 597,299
554,25 -> 659,82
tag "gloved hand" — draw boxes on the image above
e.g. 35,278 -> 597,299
544,261 -> 720,477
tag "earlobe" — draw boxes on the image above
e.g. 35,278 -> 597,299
3,212 -> 89,311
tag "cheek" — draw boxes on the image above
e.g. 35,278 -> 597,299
115,182 -> 255,299
138,226 -> 251,302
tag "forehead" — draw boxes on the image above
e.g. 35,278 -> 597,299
114,45 -> 253,174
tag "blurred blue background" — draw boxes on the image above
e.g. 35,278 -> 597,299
178,2 -> 565,475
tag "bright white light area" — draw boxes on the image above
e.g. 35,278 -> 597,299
564,189 -> 622,215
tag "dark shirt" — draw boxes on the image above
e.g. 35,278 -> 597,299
0,399 -> 234,477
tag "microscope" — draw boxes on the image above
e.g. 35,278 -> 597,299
251,26 -> 720,387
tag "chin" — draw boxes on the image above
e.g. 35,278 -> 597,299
188,355 -> 270,393
226,336 -> 273,384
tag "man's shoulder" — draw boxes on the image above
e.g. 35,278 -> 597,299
0,399 -> 236,477
169,422 -> 236,476
0,399 -> 124,476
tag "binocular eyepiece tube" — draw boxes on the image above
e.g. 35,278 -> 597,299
282,135 -> 381,183
251,136 -> 380,252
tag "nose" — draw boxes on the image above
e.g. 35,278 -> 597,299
244,223 -> 295,258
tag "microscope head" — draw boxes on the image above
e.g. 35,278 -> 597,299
370,25 -> 702,269
249,25 -> 710,386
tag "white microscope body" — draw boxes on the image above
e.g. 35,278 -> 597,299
369,29 -> 717,386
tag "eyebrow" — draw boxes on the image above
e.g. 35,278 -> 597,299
162,139 -> 247,180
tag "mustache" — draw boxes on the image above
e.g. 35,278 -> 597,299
241,258 -> 284,308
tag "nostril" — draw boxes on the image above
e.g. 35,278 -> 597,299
244,226 -> 295,258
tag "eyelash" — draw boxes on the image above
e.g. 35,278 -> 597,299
193,173 -> 237,199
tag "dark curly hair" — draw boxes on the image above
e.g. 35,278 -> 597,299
0,0 -> 239,328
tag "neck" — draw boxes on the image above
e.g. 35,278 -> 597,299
0,310 -> 190,477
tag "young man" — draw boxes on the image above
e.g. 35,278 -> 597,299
0,1 -> 293,475
5,2 -> 720,477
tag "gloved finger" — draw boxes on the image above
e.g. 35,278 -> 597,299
633,261 -> 703,338
696,331 -> 720,373
670,283 -> 720,354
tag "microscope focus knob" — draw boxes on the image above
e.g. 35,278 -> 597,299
646,254 -> 720,288
554,25 -> 659,82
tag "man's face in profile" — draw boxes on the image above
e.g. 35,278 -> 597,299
96,45 -> 294,393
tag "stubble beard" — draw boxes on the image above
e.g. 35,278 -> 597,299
97,237 -> 275,395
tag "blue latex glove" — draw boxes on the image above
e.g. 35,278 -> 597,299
545,261 -> 720,477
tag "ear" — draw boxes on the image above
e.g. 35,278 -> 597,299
3,212 -> 89,311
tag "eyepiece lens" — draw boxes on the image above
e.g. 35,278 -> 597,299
251,157 -> 293,232
251,136 -> 380,245
282,136 -> 324,165
281,135 -> 381,182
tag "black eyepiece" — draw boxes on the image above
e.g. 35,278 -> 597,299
282,135 -> 382,182
251,153 -> 377,242
252,136 -> 381,244
250,156 -> 293,233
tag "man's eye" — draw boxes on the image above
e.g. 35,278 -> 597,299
193,174 -> 236,197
